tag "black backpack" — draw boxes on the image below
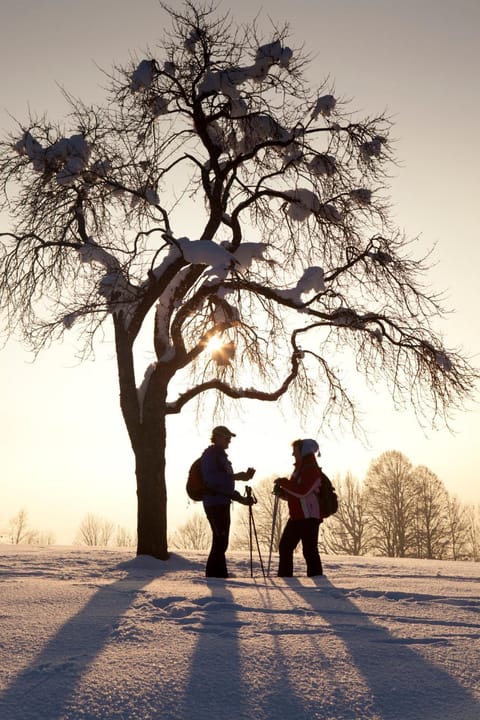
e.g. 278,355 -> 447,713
318,471 -> 338,519
186,457 -> 205,501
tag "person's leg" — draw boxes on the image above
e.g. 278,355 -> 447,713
205,504 -> 231,578
300,518 -> 323,576
278,519 -> 301,577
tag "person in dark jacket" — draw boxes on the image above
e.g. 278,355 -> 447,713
201,425 -> 255,578
274,438 -> 324,577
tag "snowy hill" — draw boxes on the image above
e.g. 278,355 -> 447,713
0,545 -> 478,720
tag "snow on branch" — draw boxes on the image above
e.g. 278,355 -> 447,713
15,131 -> 91,186
77,237 -> 121,271
277,266 -> 325,304
360,135 -> 386,161
175,237 -> 268,279
285,188 -> 320,221
198,39 -> 293,96
130,59 -> 158,92
311,94 -> 337,120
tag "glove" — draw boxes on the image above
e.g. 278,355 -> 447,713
273,477 -> 287,495
233,491 -> 255,506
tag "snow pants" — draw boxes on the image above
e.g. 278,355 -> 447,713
278,517 -> 323,577
205,503 -> 231,578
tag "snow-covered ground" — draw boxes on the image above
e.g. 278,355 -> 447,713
0,545 -> 478,720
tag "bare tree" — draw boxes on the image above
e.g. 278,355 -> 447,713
30,531 -> 56,546
445,495 -> 470,560
0,2 -> 477,559
465,504 -> 480,562
77,513 -> 114,546
8,509 -> 38,545
322,472 -> 369,555
115,525 -> 136,547
364,451 -> 419,557
411,466 -> 449,559
170,510 -> 210,550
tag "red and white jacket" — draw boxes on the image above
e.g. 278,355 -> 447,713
278,454 -> 323,520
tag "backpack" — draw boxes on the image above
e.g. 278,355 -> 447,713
318,471 -> 338,519
186,457 -> 205,501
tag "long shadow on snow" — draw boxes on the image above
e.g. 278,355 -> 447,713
0,556 -> 196,720
179,577 -> 311,720
288,576 -> 479,720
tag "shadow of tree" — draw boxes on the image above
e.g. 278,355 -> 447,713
0,557 -> 193,720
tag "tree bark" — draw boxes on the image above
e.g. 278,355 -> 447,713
114,317 -> 170,559
135,421 -> 168,559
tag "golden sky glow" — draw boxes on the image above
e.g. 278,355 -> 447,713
0,0 -> 479,543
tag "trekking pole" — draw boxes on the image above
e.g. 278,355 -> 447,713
267,491 -> 280,577
245,486 -> 266,579
247,488 -> 254,577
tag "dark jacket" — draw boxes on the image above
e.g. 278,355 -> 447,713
201,444 -> 235,507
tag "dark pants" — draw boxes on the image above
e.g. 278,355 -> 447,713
205,504 -> 231,578
278,518 -> 323,577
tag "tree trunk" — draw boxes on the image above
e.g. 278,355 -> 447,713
114,320 -> 170,560
135,414 -> 169,559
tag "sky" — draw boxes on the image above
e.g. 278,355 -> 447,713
0,0 -> 479,544
0,545 -> 479,719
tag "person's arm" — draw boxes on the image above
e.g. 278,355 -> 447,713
233,467 -> 256,482
278,465 -> 321,498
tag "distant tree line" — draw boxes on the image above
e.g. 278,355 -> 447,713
322,450 -> 479,561
75,514 -> 136,548
6,449 -> 478,561
1,509 -> 135,548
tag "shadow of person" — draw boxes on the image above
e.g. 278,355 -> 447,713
178,581 -> 249,719
179,576 -> 322,720
286,575 -> 480,720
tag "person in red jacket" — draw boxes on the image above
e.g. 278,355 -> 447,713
274,438 -> 324,577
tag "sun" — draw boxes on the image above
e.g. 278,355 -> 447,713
206,335 -> 224,352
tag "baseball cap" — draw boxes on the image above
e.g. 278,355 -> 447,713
212,425 -> 236,438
